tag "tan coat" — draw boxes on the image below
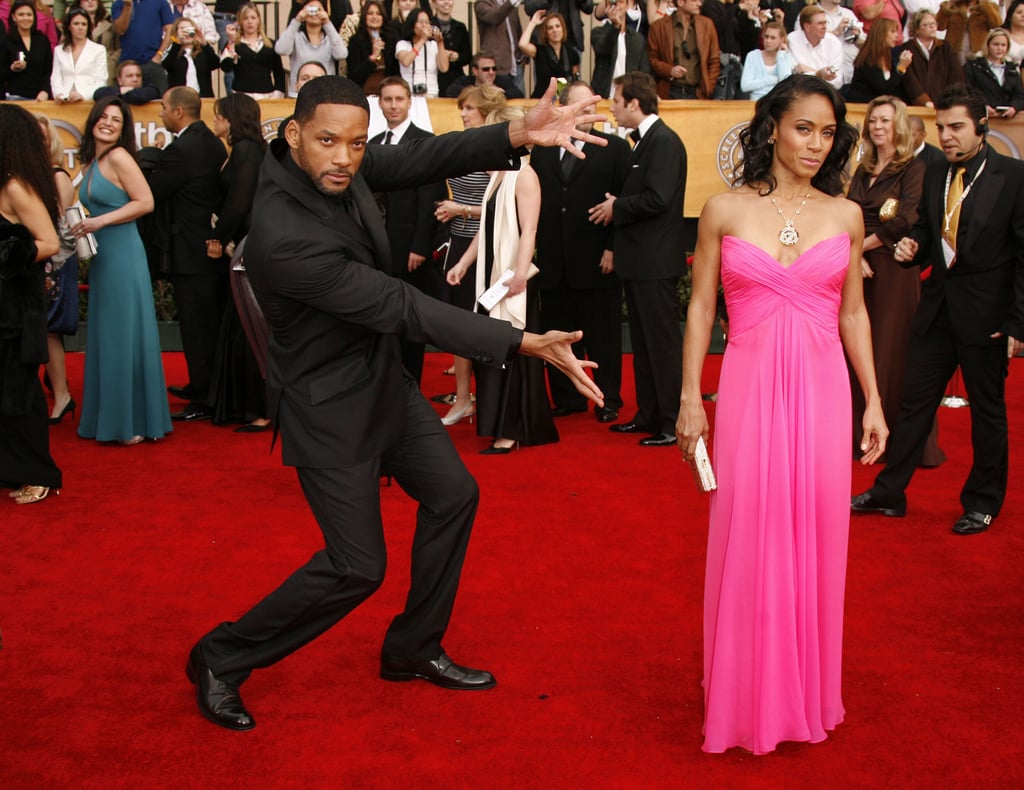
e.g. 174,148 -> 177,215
646,11 -> 720,99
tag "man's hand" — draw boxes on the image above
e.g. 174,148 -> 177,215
509,78 -> 607,159
670,65 -> 686,79
588,192 -> 616,226
599,249 -> 614,274
991,332 -> 1024,358
519,330 -> 603,406
894,236 -> 918,263
408,252 -> 425,272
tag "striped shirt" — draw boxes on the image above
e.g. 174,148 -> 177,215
447,170 -> 490,238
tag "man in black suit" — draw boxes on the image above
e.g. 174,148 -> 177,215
909,114 -> 945,170
147,87 -> 227,421
589,71 -> 685,447
444,50 -> 525,99
590,1 -> 651,98
852,86 -> 1024,535
369,76 -> 446,383
534,80 -> 628,422
185,76 -> 606,730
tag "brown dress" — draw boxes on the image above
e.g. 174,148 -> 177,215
847,157 -> 946,467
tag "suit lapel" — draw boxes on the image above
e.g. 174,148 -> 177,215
961,162 -> 1002,256
350,177 -> 393,270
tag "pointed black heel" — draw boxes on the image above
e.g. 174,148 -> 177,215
49,398 -> 76,425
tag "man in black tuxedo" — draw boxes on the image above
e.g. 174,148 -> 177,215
590,1 -> 651,98
534,80 -> 628,422
909,114 -> 945,170
589,71 -> 685,447
147,87 -> 227,421
185,76 -> 606,730
369,76 -> 445,383
852,86 -> 1024,535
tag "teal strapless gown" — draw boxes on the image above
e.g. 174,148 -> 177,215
78,162 -> 172,442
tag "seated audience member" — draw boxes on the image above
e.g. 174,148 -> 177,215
395,7 -> 449,98
433,0 -> 470,98
221,2 -> 287,99
937,0 -> 1001,63
3,0 -> 53,101
739,20 -> 795,100
276,0 -> 347,96
170,0 -> 220,50
294,58 -> 328,91
964,26 -> 1024,118
0,0 -> 58,48
111,0 -> 176,94
788,4 -> 845,90
444,50 -> 524,98
852,0 -> 906,35
71,0 -> 119,81
646,0 -> 721,99
164,16 -> 220,97
908,112 -> 945,168
591,0 -> 651,98
701,0 -> 759,99
345,0 -> 396,95
818,0 -> 865,86
897,9 -> 962,106
846,17 -> 911,102
51,7 -> 109,103
94,59 -> 161,102
594,0 -> 650,38
519,10 -> 580,98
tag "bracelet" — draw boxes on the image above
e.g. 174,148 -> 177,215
462,205 -> 470,219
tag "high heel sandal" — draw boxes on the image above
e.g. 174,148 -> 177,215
119,436 -> 144,446
479,440 -> 519,455
441,399 -> 476,426
13,486 -> 58,505
49,397 -> 76,425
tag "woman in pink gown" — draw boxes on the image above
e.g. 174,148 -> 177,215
677,75 -> 889,755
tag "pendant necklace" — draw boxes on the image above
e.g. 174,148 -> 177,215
769,191 -> 811,247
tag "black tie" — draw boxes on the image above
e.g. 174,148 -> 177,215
560,147 -> 575,180
629,129 -> 641,144
383,130 -> 393,145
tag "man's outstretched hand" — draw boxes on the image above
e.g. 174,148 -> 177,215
508,78 -> 608,159
519,330 -> 604,407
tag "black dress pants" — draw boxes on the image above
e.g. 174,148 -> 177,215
623,278 -> 682,435
199,378 -> 480,685
172,271 -> 228,404
871,305 -> 1009,516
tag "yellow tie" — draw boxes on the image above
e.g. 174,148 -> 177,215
943,166 -> 965,255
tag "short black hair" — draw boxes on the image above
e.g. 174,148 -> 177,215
293,76 -> 370,124
934,84 -> 988,135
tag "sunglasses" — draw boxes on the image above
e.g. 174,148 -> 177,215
478,65 -> 496,72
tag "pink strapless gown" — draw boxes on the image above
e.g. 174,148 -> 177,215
702,234 -> 852,755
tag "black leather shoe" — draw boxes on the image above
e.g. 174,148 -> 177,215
167,384 -> 194,400
952,511 -> 993,535
610,420 -> 650,434
172,404 -> 212,422
380,652 -> 496,690
551,404 -> 587,417
186,645 -> 255,730
595,407 -> 619,423
850,491 -> 906,517
639,432 -> 677,447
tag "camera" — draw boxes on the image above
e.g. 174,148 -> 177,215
307,7 -> 320,17
412,83 -> 428,95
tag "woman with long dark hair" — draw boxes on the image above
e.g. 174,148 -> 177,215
846,17 -> 913,102
3,0 -> 53,101
70,0 -> 118,79
394,6 -> 448,97
678,74 -> 887,754
50,7 -> 109,103
73,97 -> 172,445
206,93 -> 271,431
0,103 -> 62,505
346,0 -> 396,95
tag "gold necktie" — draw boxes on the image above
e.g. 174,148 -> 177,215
943,166 -> 965,255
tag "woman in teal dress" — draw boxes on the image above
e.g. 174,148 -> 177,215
71,96 -> 172,445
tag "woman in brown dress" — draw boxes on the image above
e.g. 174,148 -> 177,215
848,95 -> 944,467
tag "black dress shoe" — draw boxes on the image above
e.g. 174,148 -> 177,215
172,404 -> 212,422
610,420 -> 650,434
380,652 -> 496,690
639,432 -> 677,447
850,491 -> 906,517
167,384 -> 194,400
595,407 -> 619,423
952,511 -> 993,535
233,422 -> 271,433
186,645 -> 255,730
551,403 -> 587,417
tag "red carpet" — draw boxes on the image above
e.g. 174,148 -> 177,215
2,352 -> 1022,788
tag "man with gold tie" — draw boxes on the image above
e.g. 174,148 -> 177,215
851,85 -> 1024,535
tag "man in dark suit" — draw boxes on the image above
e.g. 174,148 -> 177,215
852,86 -> 1024,535
147,87 -> 227,421
534,80 -> 628,422
590,1 -> 651,98
185,76 -> 606,731
444,50 -> 525,98
909,114 -> 945,170
589,71 -> 686,447
369,76 -> 446,383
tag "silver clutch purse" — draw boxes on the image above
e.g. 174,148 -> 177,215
692,436 -> 717,493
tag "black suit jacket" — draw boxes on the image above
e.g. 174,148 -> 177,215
164,43 -> 220,98
909,147 -> 1024,346
524,0 -> 594,54
916,142 -> 945,171
533,130 -> 629,290
145,121 -> 227,275
612,118 -> 687,281
368,123 -> 445,275
433,15 -> 471,98
245,129 -> 526,469
590,23 -> 650,98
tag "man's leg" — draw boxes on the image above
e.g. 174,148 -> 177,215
172,272 -> 227,409
630,277 -> 682,436
622,280 -> 658,430
576,285 -> 624,412
541,282 -> 588,411
956,339 -> 1010,517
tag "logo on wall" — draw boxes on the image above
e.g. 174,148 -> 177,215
263,118 -> 286,141
50,117 -> 177,184
716,121 -> 748,187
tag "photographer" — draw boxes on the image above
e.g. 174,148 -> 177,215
275,0 -> 347,97
395,7 -> 448,97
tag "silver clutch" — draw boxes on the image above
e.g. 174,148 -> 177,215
692,436 -> 717,493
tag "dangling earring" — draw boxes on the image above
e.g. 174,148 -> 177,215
768,136 -> 776,145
